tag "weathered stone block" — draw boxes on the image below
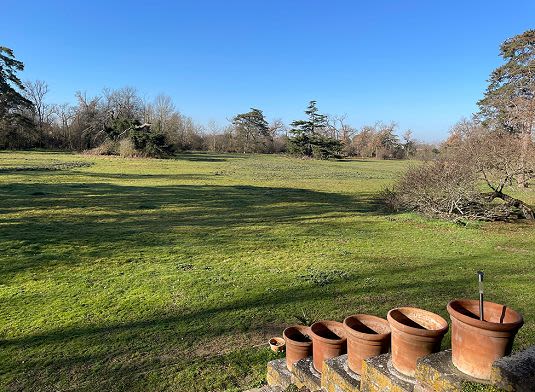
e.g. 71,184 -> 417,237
414,349 -> 494,392
490,345 -> 535,392
291,357 -> 322,392
267,359 -> 292,390
322,354 -> 361,392
360,353 -> 415,392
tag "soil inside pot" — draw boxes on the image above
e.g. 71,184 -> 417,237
345,317 -> 389,334
270,338 -> 284,346
449,301 -> 513,324
285,328 -> 311,343
390,309 -> 444,330
313,323 -> 344,340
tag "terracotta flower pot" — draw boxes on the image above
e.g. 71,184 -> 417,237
309,320 -> 347,373
343,314 -> 391,375
283,325 -> 312,371
269,337 -> 285,353
447,299 -> 524,380
387,307 -> 448,377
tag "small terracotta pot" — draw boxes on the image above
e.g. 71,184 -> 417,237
283,325 -> 312,371
447,299 -> 523,380
309,320 -> 347,373
387,307 -> 448,377
343,314 -> 391,375
269,337 -> 286,353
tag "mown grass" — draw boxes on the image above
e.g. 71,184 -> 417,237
0,151 -> 533,391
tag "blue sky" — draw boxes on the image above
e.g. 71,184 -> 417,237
2,1 -> 534,141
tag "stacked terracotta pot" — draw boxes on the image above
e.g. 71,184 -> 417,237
344,314 -> 391,374
387,307 -> 448,376
280,300 -> 523,380
282,316 -> 392,374
283,325 -> 313,371
283,321 -> 347,373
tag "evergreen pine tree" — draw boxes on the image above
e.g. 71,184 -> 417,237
289,100 -> 341,159
232,108 -> 271,153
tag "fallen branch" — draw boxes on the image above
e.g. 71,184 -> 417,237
484,191 -> 535,220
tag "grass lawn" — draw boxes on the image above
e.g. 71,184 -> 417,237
0,151 -> 534,391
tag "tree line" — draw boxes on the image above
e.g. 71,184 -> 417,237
0,47 -> 434,159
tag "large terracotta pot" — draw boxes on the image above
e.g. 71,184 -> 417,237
343,314 -> 391,375
387,307 -> 448,377
283,325 -> 312,371
309,320 -> 347,373
447,299 -> 524,380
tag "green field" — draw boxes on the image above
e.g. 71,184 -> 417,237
0,151 -> 533,391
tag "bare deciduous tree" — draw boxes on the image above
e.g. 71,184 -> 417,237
24,80 -> 54,141
153,94 -> 175,134
51,103 -> 76,148
451,123 -> 535,218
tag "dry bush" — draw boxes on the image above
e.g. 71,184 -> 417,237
83,140 -> 118,156
84,136 -> 160,159
383,160 -> 485,219
386,123 -> 535,221
118,138 -> 138,158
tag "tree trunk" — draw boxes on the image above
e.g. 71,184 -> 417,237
486,191 -> 535,219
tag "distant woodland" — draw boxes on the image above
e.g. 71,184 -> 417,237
1,48 -> 434,160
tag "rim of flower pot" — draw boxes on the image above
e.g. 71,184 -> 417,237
447,299 -> 524,332
387,307 -> 448,337
343,314 -> 391,341
283,325 -> 313,347
269,337 -> 285,347
310,320 -> 347,344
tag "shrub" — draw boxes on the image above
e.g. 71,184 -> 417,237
118,138 -> 138,158
383,160 -> 523,221
84,140 -> 118,156
129,127 -> 172,158
386,160 -> 482,218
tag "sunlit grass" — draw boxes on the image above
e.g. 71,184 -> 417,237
0,151 -> 533,391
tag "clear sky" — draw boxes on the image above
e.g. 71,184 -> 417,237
2,1 -> 534,141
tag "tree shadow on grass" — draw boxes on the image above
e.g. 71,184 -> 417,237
171,152 -> 249,162
1,209 -> 533,392
0,180 -> 384,275
2,251 -> 532,391
66,172 -> 216,181
0,261 -> 479,389
0,180 -> 377,214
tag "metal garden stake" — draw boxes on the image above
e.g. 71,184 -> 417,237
477,271 -> 484,321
